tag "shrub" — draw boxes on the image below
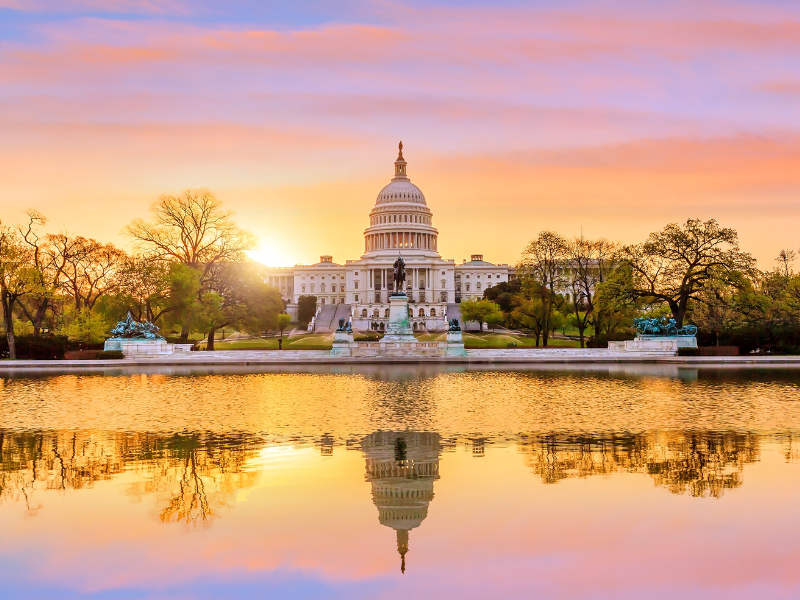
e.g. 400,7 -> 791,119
677,347 -> 700,356
698,346 -> 739,356
588,330 -> 635,349
0,335 -> 70,360
65,311 -> 112,344
97,350 -> 124,359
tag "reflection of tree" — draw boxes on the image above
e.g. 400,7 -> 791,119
519,431 -> 761,498
0,429 -> 262,524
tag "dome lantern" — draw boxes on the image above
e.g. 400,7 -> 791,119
394,141 -> 407,178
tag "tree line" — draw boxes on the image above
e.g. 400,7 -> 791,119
467,218 -> 800,353
0,190 -> 286,358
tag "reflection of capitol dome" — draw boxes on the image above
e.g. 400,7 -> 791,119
362,431 -> 441,573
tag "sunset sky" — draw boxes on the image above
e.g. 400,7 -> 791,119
1,0 -> 799,268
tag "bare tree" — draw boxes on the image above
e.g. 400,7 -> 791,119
125,190 -> 255,340
776,249 -> 796,277
564,237 -> 618,347
518,231 -> 568,346
47,235 -> 125,311
125,189 -> 255,277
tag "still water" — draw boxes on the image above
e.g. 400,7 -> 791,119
1,364 -> 799,599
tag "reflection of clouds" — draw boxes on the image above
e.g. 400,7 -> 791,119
361,431 -> 441,573
519,431 -> 761,498
0,430 -> 263,524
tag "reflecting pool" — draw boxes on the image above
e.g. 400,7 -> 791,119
1,365 -> 799,599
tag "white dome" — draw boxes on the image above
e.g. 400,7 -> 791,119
376,180 -> 427,206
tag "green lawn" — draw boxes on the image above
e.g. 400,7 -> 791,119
196,330 -> 580,351
197,332 -> 334,351
460,332 -> 580,349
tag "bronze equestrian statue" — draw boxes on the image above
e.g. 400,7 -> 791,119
392,257 -> 406,295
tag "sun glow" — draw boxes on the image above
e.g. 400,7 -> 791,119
246,240 -> 297,268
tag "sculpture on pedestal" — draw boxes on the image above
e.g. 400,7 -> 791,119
448,318 -> 461,332
633,317 -> 697,337
392,257 -> 406,295
109,311 -> 165,340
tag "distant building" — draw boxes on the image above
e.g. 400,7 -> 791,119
263,143 -> 511,331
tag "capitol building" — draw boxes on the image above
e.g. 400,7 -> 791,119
264,143 -> 511,331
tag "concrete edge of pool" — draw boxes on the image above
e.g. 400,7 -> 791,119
1,350 -> 800,370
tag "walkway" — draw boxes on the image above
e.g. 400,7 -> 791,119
2,348 -> 800,370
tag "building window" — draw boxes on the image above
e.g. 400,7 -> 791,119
301,285 -> 306,293
302,276 -> 306,280
355,271 -> 359,276
340,297 -> 345,304
311,276 -> 314,280
362,309 -> 368,317
477,283 -> 482,291
430,308 -> 436,316
354,281 -> 359,289
419,308 -> 425,317
384,309 -> 390,318
355,294 -> 359,302
488,274 -> 492,279
311,285 -> 315,293
441,279 -> 446,288
320,284 -> 325,293
331,285 -> 336,293
321,297 -> 326,304
373,309 -> 379,318
466,284 -> 470,292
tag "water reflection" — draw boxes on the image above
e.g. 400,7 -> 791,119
519,432 -> 765,497
361,431 -> 441,573
0,430 -> 263,523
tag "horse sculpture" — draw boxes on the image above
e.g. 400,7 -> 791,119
392,257 -> 406,295
633,316 -> 697,337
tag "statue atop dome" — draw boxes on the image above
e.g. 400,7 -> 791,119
394,141 -> 407,178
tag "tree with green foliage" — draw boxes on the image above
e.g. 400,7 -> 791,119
460,298 -> 503,332
64,310 -> 111,345
200,263 -> 284,351
277,313 -> 292,340
510,295 -> 547,346
613,219 -> 756,327
482,279 -> 521,317
297,295 -> 318,326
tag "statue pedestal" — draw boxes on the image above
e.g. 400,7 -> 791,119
445,330 -> 467,357
608,336 -> 697,354
331,330 -> 354,356
104,339 -> 178,357
381,294 -> 416,344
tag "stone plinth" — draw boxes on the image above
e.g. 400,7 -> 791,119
608,336 -> 697,354
104,339 -> 176,357
331,330 -> 355,357
445,330 -> 467,357
381,294 -> 417,344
